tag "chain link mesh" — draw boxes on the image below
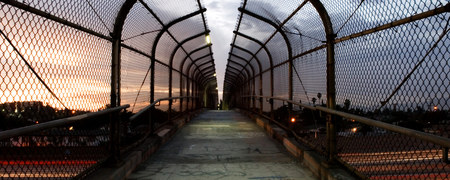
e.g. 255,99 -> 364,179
224,0 -> 450,179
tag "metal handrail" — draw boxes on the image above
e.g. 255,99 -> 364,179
0,104 -> 130,140
242,95 -> 450,148
129,96 -> 197,121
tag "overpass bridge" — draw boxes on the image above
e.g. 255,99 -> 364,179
0,0 -> 449,179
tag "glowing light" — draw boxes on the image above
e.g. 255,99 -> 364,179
35,121 -> 39,124
71,110 -> 75,114
213,73 -> 216,77
433,106 -> 438,111
291,118 -> 296,123
205,34 -> 211,45
68,126 -> 74,131
352,127 -> 357,133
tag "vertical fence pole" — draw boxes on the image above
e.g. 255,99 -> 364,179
110,38 -> 121,164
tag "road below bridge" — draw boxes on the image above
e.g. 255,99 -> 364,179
128,110 -> 315,180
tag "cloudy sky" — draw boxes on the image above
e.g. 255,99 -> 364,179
204,0 -> 241,100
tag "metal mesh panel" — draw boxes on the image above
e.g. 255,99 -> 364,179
234,35 -> 261,54
181,36 -> 209,54
292,49 -> 327,105
266,33 -> 289,66
262,72 -> 271,113
284,2 -> 326,56
155,32 -> 178,64
168,15 -> 204,43
249,59 -> 260,76
143,0 -> 201,24
0,3 -> 111,115
238,14 -> 275,43
245,0 -> 303,25
335,15 -> 449,112
154,62 -> 169,111
322,0 -> 448,38
273,64 -> 288,99
172,50 -> 187,71
20,0 -> 124,36
225,0 -> 449,179
231,47 -> 252,61
122,2 -> 162,55
255,50 -> 271,71
121,48 -> 151,113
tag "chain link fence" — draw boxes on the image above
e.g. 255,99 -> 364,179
224,0 -> 449,179
1,0 -> 217,178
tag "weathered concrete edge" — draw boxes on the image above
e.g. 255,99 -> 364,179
236,109 -> 356,180
87,109 -> 203,180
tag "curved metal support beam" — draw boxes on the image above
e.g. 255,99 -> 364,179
186,53 -> 213,77
192,60 -> 215,80
238,7 -> 293,102
227,57 -> 253,83
226,65 -> 248,85
309,0 -> 336,161
169,31 -> 210,71
150,8 -> 207,102
111,0 -> 138,107
230,45 -> 262,77
194,65 -> 215,84
228,54 -> 254,84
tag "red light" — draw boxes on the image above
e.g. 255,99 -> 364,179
291,118 -> 296,123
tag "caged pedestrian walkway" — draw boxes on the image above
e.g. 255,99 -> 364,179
0,0 -> 449,179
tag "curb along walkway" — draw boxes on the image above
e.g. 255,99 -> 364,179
127,110 -> 315,180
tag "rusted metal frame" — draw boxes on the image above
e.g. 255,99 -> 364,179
309,0 -> 336,164
238,7 -> 294,120
109,0 -> 137,164
233,31 -> 273,115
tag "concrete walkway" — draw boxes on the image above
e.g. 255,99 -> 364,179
127,110 -> 316,180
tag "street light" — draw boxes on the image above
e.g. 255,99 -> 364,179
205,34 -> 211,45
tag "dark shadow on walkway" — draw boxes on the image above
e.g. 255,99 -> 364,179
128,110 -> 315,180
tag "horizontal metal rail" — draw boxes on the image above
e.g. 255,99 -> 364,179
0,105 -> 130,140
242,95 -> 450,148
129,96 -> 197,121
